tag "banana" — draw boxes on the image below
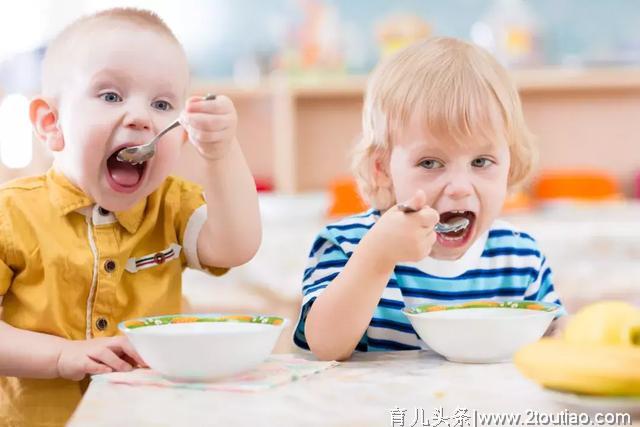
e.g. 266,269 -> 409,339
563,301 -> 640,346
514,338 -> 640,396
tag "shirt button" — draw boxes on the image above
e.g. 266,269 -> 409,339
96,317 -> 108,331
98,207 -> 110,216
104,259 -> 116,273
154,252 -> 166,264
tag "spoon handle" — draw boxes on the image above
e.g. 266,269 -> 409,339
397,203 -> 418,213
144,95 -> 217,146
149,120 -> 181,145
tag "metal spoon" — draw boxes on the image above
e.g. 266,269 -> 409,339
117,94 -> 217,165
397,204 -> 470,233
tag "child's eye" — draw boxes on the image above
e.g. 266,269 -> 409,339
152,100 -> 173,111
100,92 -> 122,103
419,159 -> 444,169
471,158 -> 494,168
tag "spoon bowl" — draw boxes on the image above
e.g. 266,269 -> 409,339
397,203 -> 470,233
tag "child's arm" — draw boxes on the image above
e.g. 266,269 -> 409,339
305,191 -> 439,361
180,95 -> 261,268
0,321 -> 144,380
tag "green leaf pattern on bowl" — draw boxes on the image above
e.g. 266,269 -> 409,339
123,315 -> 284,330
403,300 -> 558,315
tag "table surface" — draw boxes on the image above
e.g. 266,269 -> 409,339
69,350 -> 640,427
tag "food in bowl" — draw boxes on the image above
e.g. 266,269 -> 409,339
403,300 -> 560,363
119,314 -> 287,382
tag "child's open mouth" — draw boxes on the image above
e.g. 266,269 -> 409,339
436,210 -> 475,248
105,149 -> 147,193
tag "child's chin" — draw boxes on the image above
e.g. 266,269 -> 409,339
429,246 -> 469,260
431,235 -> 476,260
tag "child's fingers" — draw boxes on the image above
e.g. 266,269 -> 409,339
184,126 -> 231,144
400,189 -> 427,212
89,347 -> 133,372
83,359 -> 113,377
185,95 -> 234,115
417,207 -> 440,229
118,340 -> 147,368
107,336 -> 146,367
181,112 -> 234,132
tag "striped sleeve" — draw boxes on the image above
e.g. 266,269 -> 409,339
293,229 -> 351,350
524,254 -> 567,316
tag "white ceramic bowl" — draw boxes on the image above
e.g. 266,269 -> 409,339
119,314 -> 287,382
403,300 -> 560,363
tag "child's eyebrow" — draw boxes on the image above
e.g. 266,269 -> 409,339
153,85 -> 181,103
405,138 -> 501,158
89,68 -> 131,86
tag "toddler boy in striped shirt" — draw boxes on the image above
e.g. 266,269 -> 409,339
294,37 -> 564,360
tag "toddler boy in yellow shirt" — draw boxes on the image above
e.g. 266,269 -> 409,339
0,8 -> 261,426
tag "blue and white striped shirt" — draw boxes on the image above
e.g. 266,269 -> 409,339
294,209 -> 562,352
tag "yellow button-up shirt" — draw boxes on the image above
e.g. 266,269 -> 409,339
0,169 -> 225,426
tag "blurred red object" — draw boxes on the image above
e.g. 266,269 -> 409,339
532,170 -> 622,201
635,171 -> 640,199
254,177 -> 273,192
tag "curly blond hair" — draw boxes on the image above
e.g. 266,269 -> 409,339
352,37 -> 536,210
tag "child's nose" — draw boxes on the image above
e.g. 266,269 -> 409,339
443,171 -> 473,199
122,105 -> 152,131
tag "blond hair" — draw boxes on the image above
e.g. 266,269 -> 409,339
42,8 -> 183,97
352,37 -> 536,210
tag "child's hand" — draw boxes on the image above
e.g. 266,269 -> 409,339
56,336 -> 146,381
180,95 -> 238,161
365,190 -> 439,265
544,315 -> 569,338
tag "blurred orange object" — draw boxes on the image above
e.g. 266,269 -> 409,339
502,191 -> 533,213
328,177 -> 368,217
532,170 -> 622,201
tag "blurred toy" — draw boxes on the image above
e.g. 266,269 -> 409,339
470,0 -> 542,67
327,177 -> 367,217
375,14 -> 431,58
532,170 -> 622,201
275,0 -> 345,78
502,190 -> 532,213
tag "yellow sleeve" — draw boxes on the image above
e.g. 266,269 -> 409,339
0,258 -> 11,296
174,178 -> 229,276
0,211 -> 13,296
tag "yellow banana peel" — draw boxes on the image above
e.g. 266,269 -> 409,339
515,338 -> 640,396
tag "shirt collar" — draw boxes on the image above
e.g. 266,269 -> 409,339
46,168 -> 147,234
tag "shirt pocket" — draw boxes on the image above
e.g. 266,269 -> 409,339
125,243 -> 182,273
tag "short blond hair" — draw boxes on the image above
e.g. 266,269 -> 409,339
42,8 -> 183,97
352,37 -> 535,210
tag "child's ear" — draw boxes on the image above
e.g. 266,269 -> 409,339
373,156 -> 392,188
29,97 -> 64,151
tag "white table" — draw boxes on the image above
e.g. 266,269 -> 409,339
68,350 -> 639,426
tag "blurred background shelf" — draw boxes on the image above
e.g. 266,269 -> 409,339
3,66 -> 639,194
184,67 -> 640,194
